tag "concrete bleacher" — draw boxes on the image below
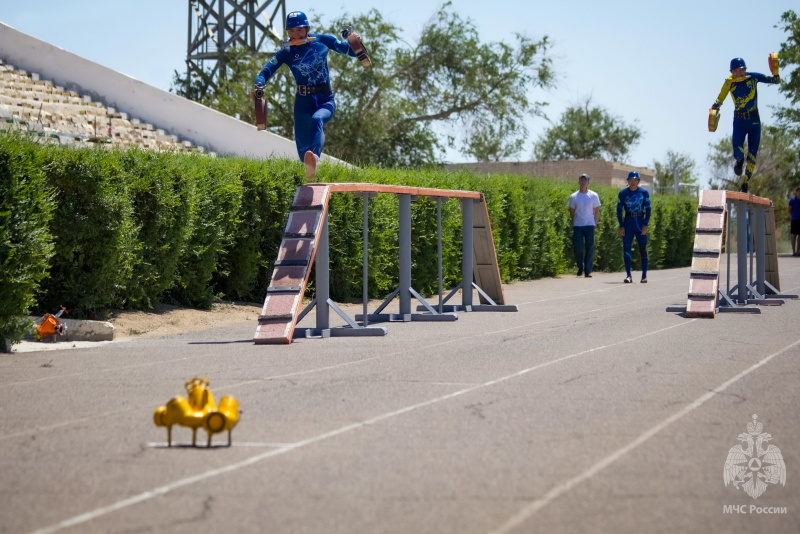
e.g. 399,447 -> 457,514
0,59 -> 206,153
0,22 -> 340,163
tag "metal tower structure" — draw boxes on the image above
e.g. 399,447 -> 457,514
186,0 -> 286,90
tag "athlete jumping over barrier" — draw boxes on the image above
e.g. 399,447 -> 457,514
710,55 -> 780,193
253,11 -> 370,180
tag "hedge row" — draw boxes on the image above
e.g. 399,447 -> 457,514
0,133 -> 697,346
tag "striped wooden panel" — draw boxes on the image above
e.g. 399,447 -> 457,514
472,199 -> 505,305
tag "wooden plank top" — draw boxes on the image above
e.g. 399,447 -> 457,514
724,191 -> 773,206
311,182 -> 483,200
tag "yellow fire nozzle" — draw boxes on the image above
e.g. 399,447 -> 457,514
708,108 -> 720,132
768,52 -> 779,77
153,377 -> 239,447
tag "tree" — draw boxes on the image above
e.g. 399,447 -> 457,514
774,10 -> 800,138
171,3 -> 555,167
652,150 -> 698,192
707,126 -> 799,223
532,97 -> 642,162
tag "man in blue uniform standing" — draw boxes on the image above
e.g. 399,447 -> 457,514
254,11 -> 361,179
617,171 -> 651,283
711,58 -> 780,193
789,187 -> 800,256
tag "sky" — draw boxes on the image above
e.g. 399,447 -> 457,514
2,1 -> 796,188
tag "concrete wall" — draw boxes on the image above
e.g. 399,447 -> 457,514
0,22 -> 342,163
445,159 -> 655,190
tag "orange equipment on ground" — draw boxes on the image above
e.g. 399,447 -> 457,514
35,306 -> 67,342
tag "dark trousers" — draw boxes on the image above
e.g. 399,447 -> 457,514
573,226 -> 595,274
622,229 -> 648,277
732,117 -> 761,180
294,93 -> 335,161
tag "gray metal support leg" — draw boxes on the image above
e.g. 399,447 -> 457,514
399,194 -> 412,316
461,197 -> 474,308
295,210 -> 387,339
736,201 -> 748,304
316,214 -> 331,331
753,205 -> 766,297
359,194 -> 457,323
437,197 -> 444,314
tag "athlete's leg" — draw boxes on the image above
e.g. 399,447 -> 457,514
743,119 -> 762,185
636,232 -> 649,279
622,231 -> 634,277
293,97 -> 315,161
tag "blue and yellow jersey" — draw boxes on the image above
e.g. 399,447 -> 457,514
255,33 -> 356,88
714,72 -> 780,113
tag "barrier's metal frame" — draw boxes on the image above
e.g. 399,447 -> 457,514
718,200 -> 797,313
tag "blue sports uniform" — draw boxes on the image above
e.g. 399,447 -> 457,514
616,187 -> 651,279
255,34 -> 357,161
713,72 -> 780,185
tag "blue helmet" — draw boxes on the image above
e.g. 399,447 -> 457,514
286,11 -> 310,29
627,171 -> 640,180
730,57 -> 747,70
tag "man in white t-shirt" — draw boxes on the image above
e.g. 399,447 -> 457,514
567,173 -> 601,277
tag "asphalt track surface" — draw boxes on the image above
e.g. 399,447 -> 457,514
1,262 -> 799,534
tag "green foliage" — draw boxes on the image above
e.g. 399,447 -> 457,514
775,10 -> 800,138
707,126 -> 800,227
1,133 -> 698,331
533,97 -> 642,162
35,145 -> 138,318
0,133 -> 55,349
652,150 -> 699,190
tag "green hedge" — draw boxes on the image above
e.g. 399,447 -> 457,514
0,134 -> 55,348
0,134 -> 698,348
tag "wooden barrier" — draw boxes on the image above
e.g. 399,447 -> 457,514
254,183 -> 514,344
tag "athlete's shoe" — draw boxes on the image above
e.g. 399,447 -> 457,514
734,158 -> 744,176
624,276 -> 632,283
577,269 -> 583,277
641,277 -> 648,283
304,151 -> 318,180
584,273 -> 592,278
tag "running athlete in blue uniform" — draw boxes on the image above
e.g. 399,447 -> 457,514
711,57 -> 780,193
617,171 -> 651,283
255,11 -> 360,179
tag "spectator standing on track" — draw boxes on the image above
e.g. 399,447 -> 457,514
568,173 -> 601,277
254,10 -> 361,179
617,171 -> 651,283
789,187 -> 800,256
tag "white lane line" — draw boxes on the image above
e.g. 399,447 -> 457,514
488,335 -> 800,534
31,320 -> 695,534
2,291 -> 685,443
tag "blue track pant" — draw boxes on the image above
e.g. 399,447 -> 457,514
732,117 -> 761,181
622,227 -> 648,278
294,93 -> 335,161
